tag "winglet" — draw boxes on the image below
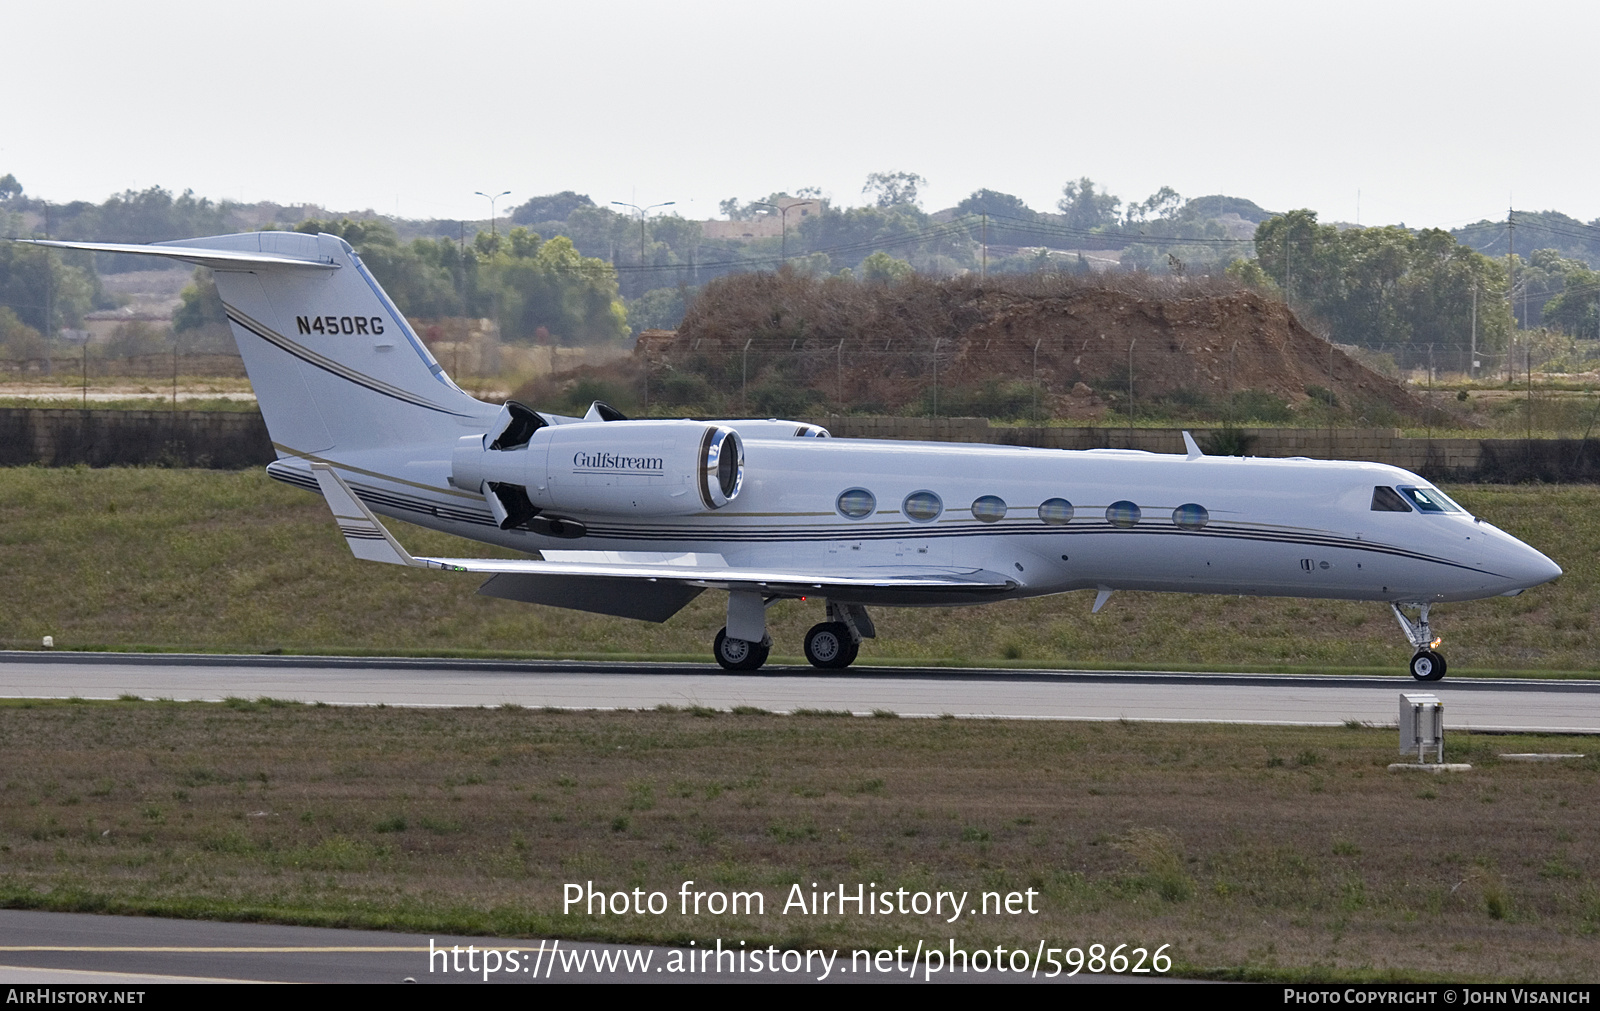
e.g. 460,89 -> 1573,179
1182,431 -> 1203,460
310,463 -> 420,567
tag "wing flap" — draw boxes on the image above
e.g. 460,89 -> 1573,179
478,572 -> 704,622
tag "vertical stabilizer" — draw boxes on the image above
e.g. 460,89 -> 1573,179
156,231 -> 493,456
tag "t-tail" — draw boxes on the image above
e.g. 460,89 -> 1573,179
18,231 -> 495,457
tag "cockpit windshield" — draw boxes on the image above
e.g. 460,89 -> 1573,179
1397,485 -> 1463,513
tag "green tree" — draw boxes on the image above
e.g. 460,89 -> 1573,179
862,171 -> 927,210
859,251 -> 913,283
171,268 -> 237,351
484,229 -> 628,345
0,306 -> 46,360
1057,177 -> 1121,231
628,286 -> 691,331
1253,210 -> 1512,360
1125,186 -> 1183,225
1539,254 -> 1600,338
509,192 -> 595,227
0,174 -> 21,201
0,241 -> 95,334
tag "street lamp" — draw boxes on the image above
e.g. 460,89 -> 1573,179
610,200 -> 676,267
749,200 -> 815,262
475,190 -> 511,238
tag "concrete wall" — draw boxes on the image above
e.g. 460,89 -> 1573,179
0,408 -> 272,468
1,408 -> 1594,482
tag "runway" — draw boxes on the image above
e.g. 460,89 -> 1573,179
3,652 -> 1598,733
0,910 -> 1145,984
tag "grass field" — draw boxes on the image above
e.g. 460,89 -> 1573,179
0,699 -> 1594,982
0,467 -> 1594,673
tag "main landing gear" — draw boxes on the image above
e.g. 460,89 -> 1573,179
713,627 -> 771,671
1391,602 -> 1447,681
803,622 -> 858,669
712,597 -> 874,672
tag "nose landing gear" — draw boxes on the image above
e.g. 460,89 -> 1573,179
1391,602 -> 1446,681
1408,649 -> 1446,681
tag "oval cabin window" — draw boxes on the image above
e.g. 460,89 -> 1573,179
1172,503 -> 1209,531
903,491 -> 943,522
837,488 -> 876,519
1038,498 -> 1075,525
1105,500 -> 1142,528
971,495 -> 1007,523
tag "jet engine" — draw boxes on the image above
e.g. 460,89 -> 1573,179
452,404 -> 744,530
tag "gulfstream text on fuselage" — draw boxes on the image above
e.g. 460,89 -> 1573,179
572,452 -> 664,473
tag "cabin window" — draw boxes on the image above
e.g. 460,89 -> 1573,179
1172,503 -> 1209,531
971,495 -> 1007,523
903,490 -> 943,522
837,488 -> 876,519
1105,500 -> 1142,528
1398,485 -> 1461,513
1038,498 -> 1075,525
1371,486 -> 1413,512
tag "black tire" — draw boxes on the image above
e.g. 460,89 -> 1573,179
714,627 -> 769,671
1409,649 -> 1446,681
804,622 -> 856,669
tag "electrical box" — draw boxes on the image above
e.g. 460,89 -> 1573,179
1400,693 -> 1444,763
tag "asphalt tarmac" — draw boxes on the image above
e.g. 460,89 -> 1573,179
1,651 -> 1597,733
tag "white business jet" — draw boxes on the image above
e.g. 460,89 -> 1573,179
21,232 -> 1562,679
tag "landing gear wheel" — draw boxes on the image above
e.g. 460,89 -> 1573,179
1409,649 -> 1446,682
804,622 -> 858,669
714,627 -> 770,671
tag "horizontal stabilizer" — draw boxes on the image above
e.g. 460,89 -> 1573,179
311,464 -> 417,566
14,238 -> 339,271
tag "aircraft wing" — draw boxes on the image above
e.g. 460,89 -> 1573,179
311,464 -> 1015,620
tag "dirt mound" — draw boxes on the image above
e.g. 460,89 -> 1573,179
945,286 -> 1427,421
583,271 -> 1434,423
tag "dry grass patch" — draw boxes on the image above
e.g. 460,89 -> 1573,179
0,700 -> 1596,981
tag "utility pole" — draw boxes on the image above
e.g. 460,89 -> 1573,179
44,201 -> 54,370
741,337 -> 752,413
1507,207 -> 1516,331
981,213 -> 988,279
1127,339 -> 1136,448
1470,282 -> 1478,380
931,338 -> 941,418
836,339 -> 845,407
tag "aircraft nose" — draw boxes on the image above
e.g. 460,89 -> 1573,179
1510,544 -> 1563,589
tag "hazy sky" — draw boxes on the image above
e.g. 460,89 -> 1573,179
6,0 -> 1595,230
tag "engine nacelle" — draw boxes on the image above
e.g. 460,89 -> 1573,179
452,419 -> 744,522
